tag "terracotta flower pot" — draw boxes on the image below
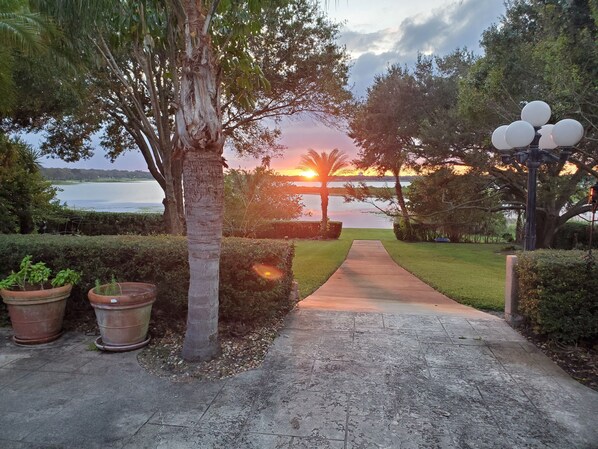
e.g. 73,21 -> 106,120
1,284 -> 72,345
87,282 -> 157,351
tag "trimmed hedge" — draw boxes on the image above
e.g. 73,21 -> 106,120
255,220 -> 342,239
516,250 -> 598,344
0,235 -> 294,323
552,222 -> 596,250
44,210 -> 166,235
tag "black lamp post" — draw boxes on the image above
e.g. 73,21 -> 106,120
492,101 -> 584,250
588,182 -> 598,259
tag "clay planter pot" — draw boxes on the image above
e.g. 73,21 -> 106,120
1,284 -> 72,345
87,282 -> 157,351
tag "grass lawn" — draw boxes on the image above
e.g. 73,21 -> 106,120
293,227 -> 507,311
382,241 -> 507,310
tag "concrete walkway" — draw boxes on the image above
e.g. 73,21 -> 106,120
0,240 -> 596,448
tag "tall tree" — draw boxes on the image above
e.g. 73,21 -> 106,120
349,65 -> 424,230
453,0 -> 598,247
32,0 -> 351,236
34,0 -> 351,359
299,148 -> 349,234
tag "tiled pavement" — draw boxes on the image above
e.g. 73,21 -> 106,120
0,241 -> 596,448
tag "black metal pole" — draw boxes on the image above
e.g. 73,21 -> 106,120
523,131 -> 541,251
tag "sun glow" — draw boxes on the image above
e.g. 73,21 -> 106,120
301,170 -> 317,179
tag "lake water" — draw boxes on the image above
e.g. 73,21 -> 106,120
54,180 -> 400,229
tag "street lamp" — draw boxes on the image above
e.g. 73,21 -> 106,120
492,101 -> 584,250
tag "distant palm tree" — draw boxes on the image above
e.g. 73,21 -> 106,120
299,148 -> 349,234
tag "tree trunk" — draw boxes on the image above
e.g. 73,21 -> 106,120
320,182 -> 329,235
163,159 -> 184,235
536,211 -> 560,249
393,170 -> 410,224
181,149 -> 223,361
178,0 -> 224,361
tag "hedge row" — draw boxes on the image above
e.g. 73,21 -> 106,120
44,210 -> 166,235
0,235 -> 295,323
42,210 -> 342,240
255,221 -> 342,239
516,250 -> 598,344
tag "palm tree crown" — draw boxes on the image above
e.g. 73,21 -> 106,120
298,148 -> 349,182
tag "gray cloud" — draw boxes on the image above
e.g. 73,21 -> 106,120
395,0 -> 505,55
340,0 -> 506,97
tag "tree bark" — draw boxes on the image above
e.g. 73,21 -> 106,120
181,149 -> 223,361
320,182 -> 329,235
178,0 -> 224,361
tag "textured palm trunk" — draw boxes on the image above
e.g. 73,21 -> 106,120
178,0 -> 224,361
163,159 -> 184,235
181,149 -> 223,360
320,182 -> 329,235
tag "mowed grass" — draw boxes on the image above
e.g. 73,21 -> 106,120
381,241 -> 507,310
292,227 -> 506,310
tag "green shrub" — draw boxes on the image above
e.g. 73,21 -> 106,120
44,210 -> 166,235
255,220 -> 342,239
393,221 -> 437,242
516,250 -> 598,344
0,235 -> 294,323
552,222 -> 595,250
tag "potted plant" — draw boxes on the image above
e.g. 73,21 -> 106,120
0,256 -> 81,345
87,276 -> 157,352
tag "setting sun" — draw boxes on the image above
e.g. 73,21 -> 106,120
301,170 -> 317,179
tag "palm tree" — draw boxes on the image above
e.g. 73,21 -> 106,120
299,148 -> 349,234
0,0 -> 48,113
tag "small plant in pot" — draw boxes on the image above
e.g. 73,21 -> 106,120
87,276 -> 157,352
0,255 -> 81,345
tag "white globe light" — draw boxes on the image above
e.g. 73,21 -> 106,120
538,124 -> 557,149
521,100 -> 551,126
552,119 -> 584,146
505,120 -> 536,148
491,125 -> 512,150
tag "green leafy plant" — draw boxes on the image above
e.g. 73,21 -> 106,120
94,275 -> 121,296
0,255 -> 81,291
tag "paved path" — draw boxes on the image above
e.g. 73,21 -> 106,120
0,240 -> 596,449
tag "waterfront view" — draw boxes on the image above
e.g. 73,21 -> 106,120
53,180 -> 405,228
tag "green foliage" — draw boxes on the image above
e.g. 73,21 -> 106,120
224,167 -> 303,237
552,221 -> 596,250
93,275 -> 121,296
0,254 -> 80,290
219,238 -> 295,321
0,134 -> 59,234
44,210 -> 166,236
405,169 -> 507,243
0,235 -> 294,322
40,167 -> 154,182
516,250 -> 598,344
256,221 -> 342,240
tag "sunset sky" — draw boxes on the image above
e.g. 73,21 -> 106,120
39,0 -> 506,175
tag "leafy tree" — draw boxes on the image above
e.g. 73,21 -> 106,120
298,148 -> 349,234
348,64 -> 424,231
453,0 -> 598,247
224,167 -> 303,237
33,0 -> 351,236
34,0 -> 351,361
406,168 -> 507,242
0,135 -> 58,233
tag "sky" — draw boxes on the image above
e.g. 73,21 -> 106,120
39,0 -> 507,175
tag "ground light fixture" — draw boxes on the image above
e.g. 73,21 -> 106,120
491,100 -> 584,250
